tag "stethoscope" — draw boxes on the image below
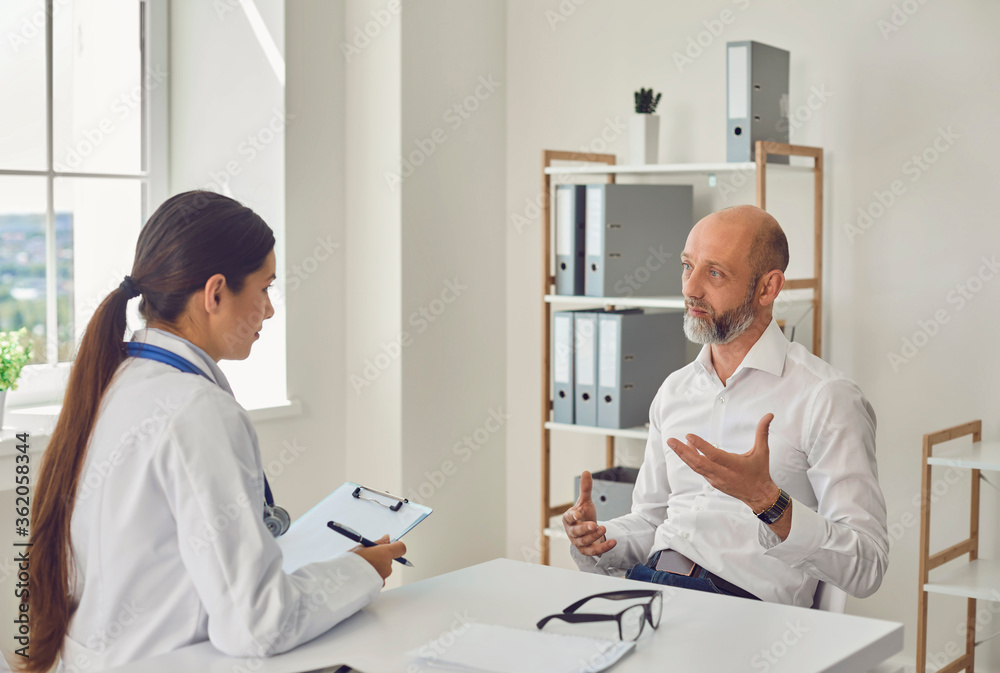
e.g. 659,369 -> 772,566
124,342 -> 291,537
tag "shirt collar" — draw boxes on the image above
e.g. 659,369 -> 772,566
129,327 -> 235,397
694,318 -> 789,381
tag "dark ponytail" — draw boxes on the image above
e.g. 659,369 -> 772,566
24,191 -> 274,673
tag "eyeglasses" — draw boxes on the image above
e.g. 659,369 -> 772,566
536,590 -> 663,641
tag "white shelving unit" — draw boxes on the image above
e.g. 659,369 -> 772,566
544,294 -> 686,310
917,422 -> 1000,672
543,161 -> 814,177
544,422 -> 649,441
537,143 -> 825,564
926,440 -> 1000,471
926,559 -> 1000,602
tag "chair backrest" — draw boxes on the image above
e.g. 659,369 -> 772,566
811,580 -> 847,613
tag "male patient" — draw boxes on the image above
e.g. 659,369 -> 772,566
563,205 -> 888,606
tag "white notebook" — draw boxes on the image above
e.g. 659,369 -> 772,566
276,482 -> 431,573
408,623 -> 634,673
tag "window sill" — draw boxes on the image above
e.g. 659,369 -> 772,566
0,398 -> 303,462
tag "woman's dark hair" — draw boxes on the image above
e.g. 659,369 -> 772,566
24,190 -> 274,673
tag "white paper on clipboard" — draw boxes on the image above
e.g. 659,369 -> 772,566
276,482 -> 432,573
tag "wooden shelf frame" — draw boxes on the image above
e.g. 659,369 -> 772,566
538,142 -> 825,565
917,420 -> 994,673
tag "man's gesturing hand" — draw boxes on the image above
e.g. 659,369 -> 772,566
666,413 -> 780,513
562,470 -> 617,557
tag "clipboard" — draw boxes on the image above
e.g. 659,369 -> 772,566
276,482 -> 432,573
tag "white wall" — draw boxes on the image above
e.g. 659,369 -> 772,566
504,1 -> 1000,670
398,0 -> 508,581
345,0 -> 508,583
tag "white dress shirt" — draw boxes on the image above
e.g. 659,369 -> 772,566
61,328 -> 382,670
572,319 -> 888,607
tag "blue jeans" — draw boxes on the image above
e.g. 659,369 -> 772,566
624,552 -> 761,601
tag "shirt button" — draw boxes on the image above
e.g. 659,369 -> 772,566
696,507 -> 703,512
682,532 -> 690,539
719,397 -> 725,403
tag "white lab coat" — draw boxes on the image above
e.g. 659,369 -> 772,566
59,328 -> 381,671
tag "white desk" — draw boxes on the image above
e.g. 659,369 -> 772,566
106,558 -> 902,673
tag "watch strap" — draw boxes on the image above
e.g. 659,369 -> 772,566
756,488 -> 791,525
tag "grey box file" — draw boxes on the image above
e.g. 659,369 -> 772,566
726,40 -> 789,164
574,466 -> 641,521
584,184 -> 693,298
554,185 -> 587,295
597,311 -> 686,429
552,310 -> 578,424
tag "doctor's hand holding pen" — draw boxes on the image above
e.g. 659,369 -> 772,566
563,471 -> 618,557
351,535 -> 407,584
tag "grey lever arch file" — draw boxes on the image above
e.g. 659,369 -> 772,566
574,311 -> 599,426
552,310 -> 576,424
584,184 -> 693,298
554,185 -> 587,296
726,40 -> 789,164
597,311 -> 686,429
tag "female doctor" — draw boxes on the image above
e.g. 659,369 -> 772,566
25,191 -> 404,672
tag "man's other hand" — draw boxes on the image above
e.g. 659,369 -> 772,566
562,470 -> 617,557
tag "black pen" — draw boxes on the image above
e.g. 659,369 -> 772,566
327,521 -> 414,567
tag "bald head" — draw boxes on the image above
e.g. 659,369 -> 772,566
702,205 -> 788,281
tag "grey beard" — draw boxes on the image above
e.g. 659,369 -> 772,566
683,283 -> 758,345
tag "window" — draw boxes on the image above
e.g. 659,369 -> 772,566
0,0 -> 167,404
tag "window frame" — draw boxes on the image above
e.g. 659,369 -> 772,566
2,0 -> 169,408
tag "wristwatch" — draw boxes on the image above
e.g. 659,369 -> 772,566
755,488 -> 791,525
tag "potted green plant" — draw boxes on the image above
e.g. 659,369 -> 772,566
0,328 -> 33,428
630,87 -> 662,165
